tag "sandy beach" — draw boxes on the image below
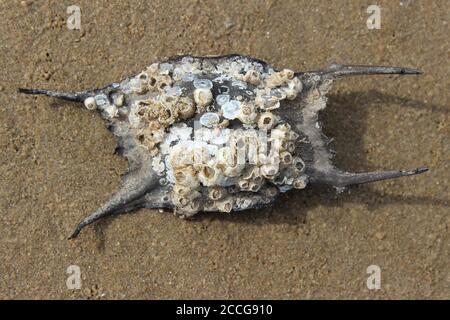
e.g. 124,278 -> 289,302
0,0 -> 448,299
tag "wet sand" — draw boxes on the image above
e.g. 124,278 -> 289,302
0,0 -> 448,299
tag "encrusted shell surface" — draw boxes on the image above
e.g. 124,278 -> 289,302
82,55 -> 306,216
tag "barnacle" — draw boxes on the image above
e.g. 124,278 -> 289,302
258,112 -> 278,130
208,186 -> 226,201
83,96 -> 96,110
193,88 -> 213,110
221,100 -> 241,120
237,101 -> 258,124
176,96 -> 196,120
214,197 -> 234,213
19,55 -> 428,238
265,68 -> 295,88
242,69 -> 261,86
199,112 -> 220,128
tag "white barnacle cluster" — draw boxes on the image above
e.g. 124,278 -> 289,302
85,56 -> 308,216
84,89 -> 125,119
160,122 -> 308,216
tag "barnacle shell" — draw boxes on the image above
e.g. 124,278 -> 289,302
237,102 -> 257,124
176,97 -> 196,119
265,69 -> 295,88
255,91 -> 281,111
112,93 -> 124,107
242,166 -> 259,180
94,94 -> 108,107
174,168 -> 200,188
208,186 -> 226,201
222,100 -> 241,120
194,88 -> 213,109
293,175 -> 309,189
260,164 -> 279,179
193,79 -> 213,90
293,157 -> 306,173
176,199 -> 202,217
243,69 -> 261,86
102,104 -> 118,119
258,112 -> 278,130
198,165 -> 219,187
140,126 -> 165,150
238,178 -> 250,190
215,197 -> 234,213
280,151 -> 293,165
285,77 -> 303,99
249,180 -> 262,192
200,112 -> 220,128
83,97 -> 96,110
216,94 -> 230,106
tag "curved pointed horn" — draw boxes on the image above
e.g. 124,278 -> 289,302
18,88 -> 91,102
18,82 -> 121,103
310,167 -> 429,188
296,64 -> 422,80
